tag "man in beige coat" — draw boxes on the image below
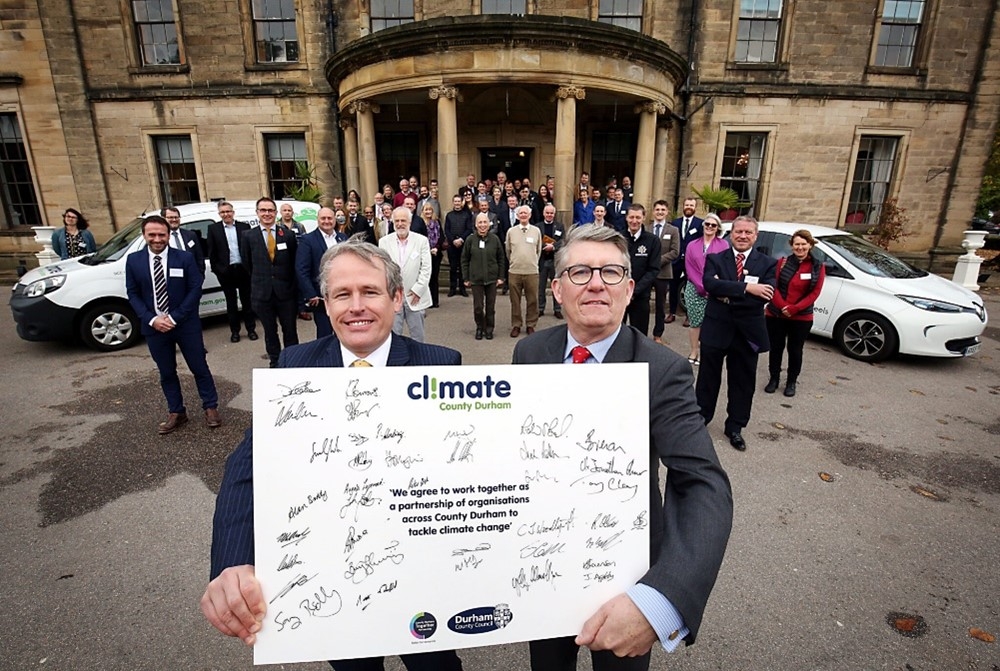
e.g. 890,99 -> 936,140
648,200 -> 681,344
379,207 -> 432,342
505,204 -> 542,337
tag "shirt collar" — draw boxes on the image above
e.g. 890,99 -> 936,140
340,334 -> 392,368
563,326 -> 621,363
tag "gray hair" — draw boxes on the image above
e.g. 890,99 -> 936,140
391,206 -> 412,224
318,234 -> 404,299
732,214 -> 758,232
515,205 -> 533,216
554,225 -> 630,276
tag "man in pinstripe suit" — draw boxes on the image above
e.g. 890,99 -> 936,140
201,236 -> 463,671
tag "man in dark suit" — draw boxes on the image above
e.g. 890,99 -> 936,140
669,197 -> 705,326
647,200 -> 681,343
206,201 -> 257,343
295,206 -> 337,339
623,204 -> 661,336
201,238 -> 464,671
241,197 -> 299,367
537,203 -> 565,318
512,224 -> 732,671
444,195 -> 473,296
696,215 -> 777,452
125,215 -> 220,434
606,188 -> 631,233
162,206 -> 205,275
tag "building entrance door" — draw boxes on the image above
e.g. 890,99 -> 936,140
480,148 -> 532,184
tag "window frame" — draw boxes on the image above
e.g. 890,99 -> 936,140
728,0 -> 791,69
144,130 -> 204,208
119,0 -> 188,73
259,129 -> 312,201
596,0 -> 643,33
713,125 -> 777,220
0,109 -> 44,229
239,0 -> 305,70
370,0 -> 416,32
840,129 -> 909,231
868,0 -> 937,73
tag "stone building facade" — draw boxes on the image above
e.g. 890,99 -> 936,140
2,0 -> 998,269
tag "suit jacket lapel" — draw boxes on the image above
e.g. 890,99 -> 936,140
386,334 -> 411,367
604,327 -> 637,363
324,337 -> 345,368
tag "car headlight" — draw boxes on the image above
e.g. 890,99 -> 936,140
24,275 -> 66,298
896,294 -> 965,313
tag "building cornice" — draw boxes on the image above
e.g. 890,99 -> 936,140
326,15 -> 688,88
0,73 -> 25,87
690,82 -> 971,104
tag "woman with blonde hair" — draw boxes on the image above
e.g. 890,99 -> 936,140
683,213 -> 729,365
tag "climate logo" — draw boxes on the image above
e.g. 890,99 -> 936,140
410,612 -> 438,640
407,375 -> 511,400
447,604 -> 513,634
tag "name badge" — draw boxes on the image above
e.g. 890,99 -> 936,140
800,273 -> 812,280
663,234 -> 671,239
479,240 -> 485,249
186,239 -> 195,248
525,237 -> 535,244
169,268 -> 184,278
688,228 -> 698,236
410,251 -> 419,259
276,242 -> 288,251
744,275 -> 759,284
555,230 -> 562,237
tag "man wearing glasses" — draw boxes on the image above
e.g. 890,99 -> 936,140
240,197 -> 299,367
512,225 -> 732,671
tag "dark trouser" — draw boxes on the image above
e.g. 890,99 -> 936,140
471,282 -> 497,334
696,336 -> 759,435
529,636 -> 650,671
430,251 -> 443,306
447,246 -> 464,291
623,292 -> 651,336
311,302 -> 333,339
766,317 -> 812,382
652,276 -> 670,336
146,319 -> 218,414
668,271 -> 685,315
329,650 -> 463,671
216,265 -> 256,335
252,294 -> 299,365
537,256 -> 560,313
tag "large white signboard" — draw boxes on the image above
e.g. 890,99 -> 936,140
252,363 -> 650,665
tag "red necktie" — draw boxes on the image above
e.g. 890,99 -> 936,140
571,346 -> 592,364
735,252 -> 745,279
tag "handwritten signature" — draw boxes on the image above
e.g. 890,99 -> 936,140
271,380 -> 321,403
269,572 -> 317,604
300,585 -> 342,618
345,399 -> 380,421
511,559 -> 562,597
345,378 -> 379,399
310,437 -> 340,464
520,414 -> 573,439
344,541 -> 405,584
385,450 -> 424,469
576,429 -> 625,453
448,438 -> 475,463
517,509 -> 576,537
275,401 -> 318,427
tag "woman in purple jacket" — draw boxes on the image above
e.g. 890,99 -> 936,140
684,213 -> 730,365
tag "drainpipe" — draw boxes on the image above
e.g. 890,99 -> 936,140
672,0 -> 699,211
328,0 -> 347,199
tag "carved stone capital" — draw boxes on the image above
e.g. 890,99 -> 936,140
339,117 -> 357,130
555,85 -> 586,100
348,99 -> 380,115
635,100 -> 667,115
429,85 -> 461,101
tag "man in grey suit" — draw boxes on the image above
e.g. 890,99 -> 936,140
163,206 -> 205,276
202,237 -> 464,671
512,225 -> 732,671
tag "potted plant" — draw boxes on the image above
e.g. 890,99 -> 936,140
692,185 -> 740,219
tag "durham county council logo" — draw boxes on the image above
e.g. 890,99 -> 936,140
447,604 -> 514,634
410,612 -> 438,640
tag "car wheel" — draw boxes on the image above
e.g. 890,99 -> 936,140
79,303 -> 140,352
834,311 -> 898,362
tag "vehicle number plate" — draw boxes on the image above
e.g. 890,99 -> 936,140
963,343 -> 981,356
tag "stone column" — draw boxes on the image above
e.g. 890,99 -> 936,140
339,117 -> 361,202
430,85 -> 461,201
555,86 -> 585,224
633,100 -> 666,209
350,100 -> 380,206
652,120 -> 671,204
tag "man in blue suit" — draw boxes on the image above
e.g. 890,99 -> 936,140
125,215 -> 220,435
696,216 -> 777,452
295,206 -> 338,339
201,238 -> 464,671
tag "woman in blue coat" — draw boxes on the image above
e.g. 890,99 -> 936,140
52,208 -> 97,260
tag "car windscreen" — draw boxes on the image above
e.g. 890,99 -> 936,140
80,218 -> 143,264
821,234 -> 927,279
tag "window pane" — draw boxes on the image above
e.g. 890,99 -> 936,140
719,132 -> 767,217
735,17 -> 780,63
371,0 -> 414,31
253,0 -> 299,62
265,133 -> 307,200
154,136 -> 199,206
0,113 -> 42,227
598,0 -> 642,31
483,0 -> 526,13
846,136 -> 899,227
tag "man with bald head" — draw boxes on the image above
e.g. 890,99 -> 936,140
295,206 -> 338,338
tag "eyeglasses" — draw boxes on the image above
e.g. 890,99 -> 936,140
703,222 -> 719,228
257,208 -> 276,213
561,264 -> 629,286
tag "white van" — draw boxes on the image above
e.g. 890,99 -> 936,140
10,200 -> 319,351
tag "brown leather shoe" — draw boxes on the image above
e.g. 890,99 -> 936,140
158,412 -> 188,435
205,407 -> 222,428
665,314 -> 676,324
510,326 -> 521,338
526,327 -> 535,335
